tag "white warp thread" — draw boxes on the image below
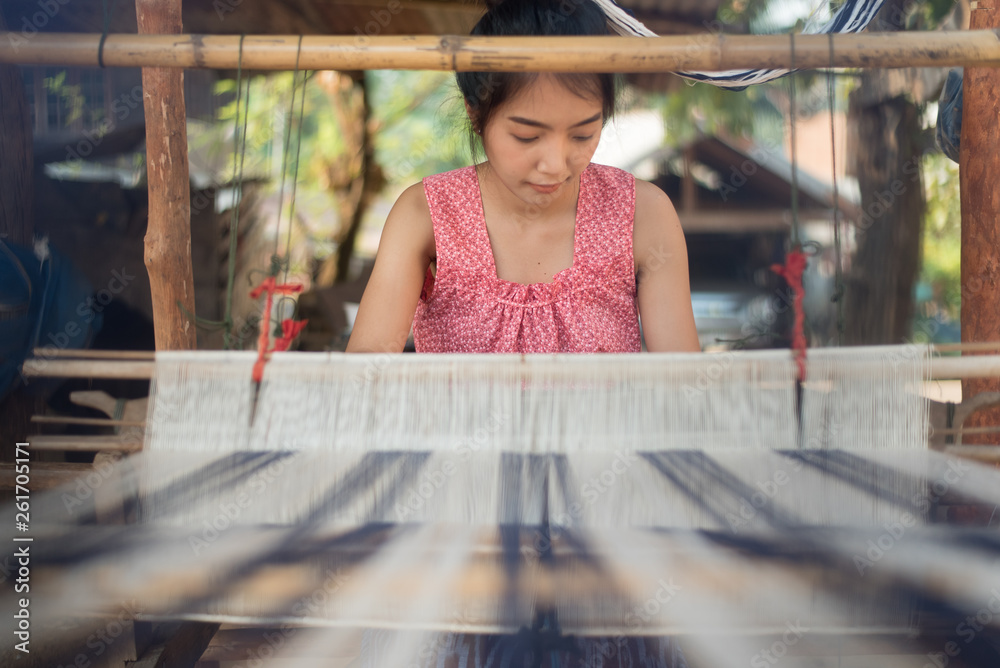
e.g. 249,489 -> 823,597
800,344 -> 930,450
146,350 -> 800,454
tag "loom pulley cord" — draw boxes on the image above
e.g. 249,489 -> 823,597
771,249 -> 809,381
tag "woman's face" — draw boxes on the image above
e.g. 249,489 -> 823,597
477,74 -> 604,209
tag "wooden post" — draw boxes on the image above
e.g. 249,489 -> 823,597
960,0 -> 1000,443
136,0 -> 197,350
0,12 -> 43,454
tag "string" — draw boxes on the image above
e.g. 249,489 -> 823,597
97,0 -> 118,68
223,36 -> 250,350
787,32 -> 801,248
828,34 -> 846,346
283,50 -> 308,288
272,36 -> 302,272
771,33 -> 807,381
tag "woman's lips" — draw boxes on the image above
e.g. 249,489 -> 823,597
529,182 -> 562,194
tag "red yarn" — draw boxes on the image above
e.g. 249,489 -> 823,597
771,249 -> 808,381
249,277 -> 306,382
274,318 -> 309,352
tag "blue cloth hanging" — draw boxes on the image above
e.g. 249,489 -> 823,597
0,239 -> 102,402
677,0 -> 887,89
936,68 -> 962,163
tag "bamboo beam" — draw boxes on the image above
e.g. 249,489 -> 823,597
21,358 -> 155,379
136,0 -> 197,352
28,435 -> 142,452
960,0 -> 1000,444
30,415 -> 146,428
33,348 -> 156,360
18,352 -> 1000,381
1,31 -> 999,72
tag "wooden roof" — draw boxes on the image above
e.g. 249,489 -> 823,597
1,0 -> 726,38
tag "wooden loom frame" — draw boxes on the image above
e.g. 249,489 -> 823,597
4,9 -> 1000,667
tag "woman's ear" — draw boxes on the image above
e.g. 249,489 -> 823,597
464,101 -> 481,135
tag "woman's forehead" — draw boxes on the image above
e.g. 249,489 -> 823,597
498,75 -> 604,119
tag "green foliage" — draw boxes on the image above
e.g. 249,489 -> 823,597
43,70 -> 102,128
653,80 -> 786,148
368,70 -> 469,183
212,72 -> 339,185
916,152 -> 961,323
210,70 -> 468,189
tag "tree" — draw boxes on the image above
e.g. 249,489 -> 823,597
843,0 -> 956,344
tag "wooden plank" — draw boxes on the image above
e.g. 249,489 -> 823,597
202,628 -> 362,661
945,444 -> 1000,465
33,348 -> 156,360
961,0 -> 1000,444
126,622 -> 220,668
28,435 -> 141,452
31,415 -> 146,428
136,0 -> 197,352
21,358 -> 155,379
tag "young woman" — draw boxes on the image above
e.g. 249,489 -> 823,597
354,1 -> 694,665
347,0 -> 699,355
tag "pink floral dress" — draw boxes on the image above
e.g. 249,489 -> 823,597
413,162 -> 642,353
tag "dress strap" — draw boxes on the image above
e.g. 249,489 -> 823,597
422,166 -> 494,283
573,164 -> 636,279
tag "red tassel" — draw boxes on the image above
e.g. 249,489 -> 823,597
249,278 -> 306,383
771,249 -> 808,381
274,318 -> 309,352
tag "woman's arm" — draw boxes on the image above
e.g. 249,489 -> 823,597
633,180 -> 701,352
346,183 -> 435,353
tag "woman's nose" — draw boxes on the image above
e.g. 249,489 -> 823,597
537,137 -> 571,176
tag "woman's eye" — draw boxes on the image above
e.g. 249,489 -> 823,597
574,135 -> 595,142
513,136 -> 538,143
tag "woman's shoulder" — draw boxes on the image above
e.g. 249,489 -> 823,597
633,177 -> 674,217
631,177 -> 683,263
392,181 -> 432,219
422,164 -> 477,190
384,183 -> 434,258
585,162 -> 634,188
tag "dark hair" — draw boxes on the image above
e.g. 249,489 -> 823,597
457,0 -> 618,157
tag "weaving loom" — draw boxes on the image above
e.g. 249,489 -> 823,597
5,346 -> 1000,667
